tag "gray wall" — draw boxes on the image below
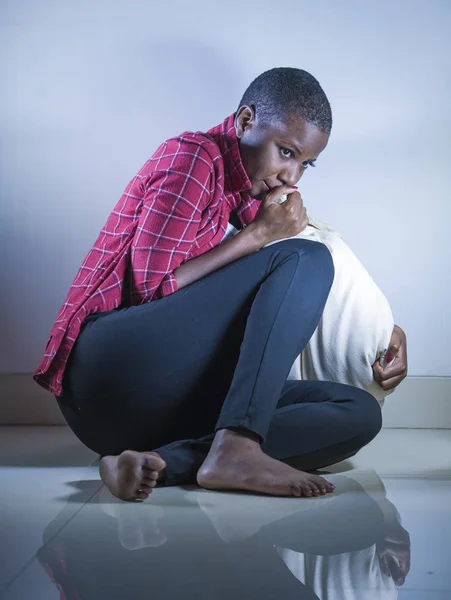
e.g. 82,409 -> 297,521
1,0 -> 450,379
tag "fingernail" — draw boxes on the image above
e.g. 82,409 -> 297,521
290,186 -> 298,189
386,354 -> 393,363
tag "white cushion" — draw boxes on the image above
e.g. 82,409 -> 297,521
263,217 -> 395,406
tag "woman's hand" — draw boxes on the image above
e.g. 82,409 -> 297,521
251,185 -> 309,245
376,521 -> 411,586
372,325 -> 408,392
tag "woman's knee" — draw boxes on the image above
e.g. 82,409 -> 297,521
268,238 -> 334,281
305,240 -> 335,283
351,388 -> 383,444
290,239 -> 335,286
294,238 -> 333,264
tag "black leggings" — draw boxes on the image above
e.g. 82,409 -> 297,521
56,239 -> 382,485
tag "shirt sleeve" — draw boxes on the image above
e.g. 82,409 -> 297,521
130,138 -> 213,303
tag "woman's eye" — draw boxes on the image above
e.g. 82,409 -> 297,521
280,147 -> 294,159
280,148 -> 316,168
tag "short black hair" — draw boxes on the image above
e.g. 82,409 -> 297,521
237,67 -> 332,134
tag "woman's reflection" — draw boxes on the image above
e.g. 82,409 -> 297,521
36,469 -> 410,599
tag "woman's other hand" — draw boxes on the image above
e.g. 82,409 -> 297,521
372,325 -> 408,392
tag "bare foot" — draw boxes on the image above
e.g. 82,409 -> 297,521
99,450 -> 166,501
197,429 -> 335,498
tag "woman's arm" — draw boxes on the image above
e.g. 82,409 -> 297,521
173,222 -> 265,290
129,141 -> 213,303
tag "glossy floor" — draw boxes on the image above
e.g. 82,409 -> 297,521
1,426 -> 450,599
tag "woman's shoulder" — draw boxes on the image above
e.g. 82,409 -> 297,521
159,128 -> 221,164
145,129 -> 224,186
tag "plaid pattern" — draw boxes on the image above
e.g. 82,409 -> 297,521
33,112 -> 260,396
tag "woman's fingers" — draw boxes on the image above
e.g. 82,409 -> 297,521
379,376 -> 402,390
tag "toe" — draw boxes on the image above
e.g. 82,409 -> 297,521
143,469 -> 159,481
314,475 -> 334,492
290,483 -> 303,497
144,453 -> 166,471
307,479 -> 320,492
308,482 -> 320,496
302,484 -> 313,496
140,481 -> 156,493
311,479 -> 326,494
135,490 -> 149,500
142,475 -> 157,485
139,481 -> 157,494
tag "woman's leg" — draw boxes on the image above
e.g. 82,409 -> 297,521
145,380 -> 382,488
57,238 -> 340,498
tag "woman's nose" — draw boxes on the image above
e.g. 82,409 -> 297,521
283,168 -> 304,187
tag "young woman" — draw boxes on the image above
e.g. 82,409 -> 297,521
34,67 -> 383,501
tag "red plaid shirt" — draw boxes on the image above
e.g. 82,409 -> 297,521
33,112 -> 260,396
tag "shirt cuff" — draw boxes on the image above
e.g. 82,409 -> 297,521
156,271 -> 179,299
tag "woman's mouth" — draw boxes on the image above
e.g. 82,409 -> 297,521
263,181 -> 270,191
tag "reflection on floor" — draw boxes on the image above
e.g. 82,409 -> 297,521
0,426 -> 450,599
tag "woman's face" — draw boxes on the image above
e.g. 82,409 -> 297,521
234,105 -> 329,200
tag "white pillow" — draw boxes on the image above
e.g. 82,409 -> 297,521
264,217 -> 395,406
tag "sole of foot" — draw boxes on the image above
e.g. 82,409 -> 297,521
99,450 -> 166,501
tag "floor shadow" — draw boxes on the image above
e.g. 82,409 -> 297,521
52,479 -> 104,504
0,444 -> 98,467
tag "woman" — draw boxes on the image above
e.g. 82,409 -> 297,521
33,67 -> 383,501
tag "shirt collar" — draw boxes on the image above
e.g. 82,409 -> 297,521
206,112 -> 253,194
